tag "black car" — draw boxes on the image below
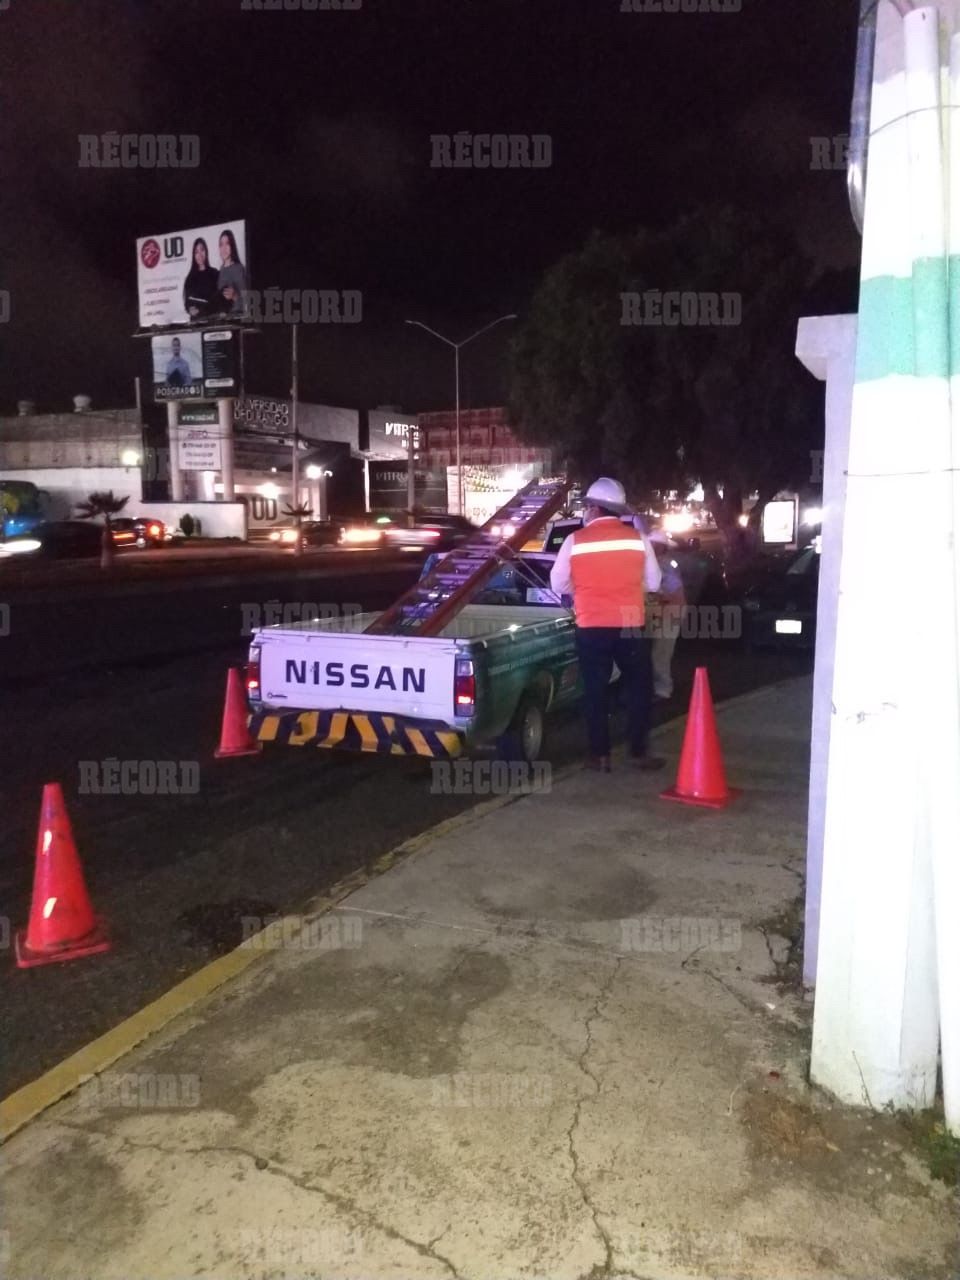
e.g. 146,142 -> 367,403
740,545 -> 820,649
0,520 -> 103,560
301,519 -> 347,547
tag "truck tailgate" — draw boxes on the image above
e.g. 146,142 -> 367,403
256,626 -> 460,722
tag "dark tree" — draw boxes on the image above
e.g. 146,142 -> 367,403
509,209 -> 827,557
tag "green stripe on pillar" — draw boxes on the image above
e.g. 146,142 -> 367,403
856,257 -> 954,382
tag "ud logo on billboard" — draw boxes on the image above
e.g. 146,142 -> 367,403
136,220 -> 248,328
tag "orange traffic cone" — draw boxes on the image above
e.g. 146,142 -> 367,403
661,667 -> 739,809
215,666 -> 261,759
15,784 -> 111,968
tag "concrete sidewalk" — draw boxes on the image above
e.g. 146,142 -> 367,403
5,678 -> 957,1280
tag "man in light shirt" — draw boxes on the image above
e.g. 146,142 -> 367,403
550,477 -> 663,772
165,337 -> 192,387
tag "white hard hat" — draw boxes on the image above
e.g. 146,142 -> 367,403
583,477 -> 627,511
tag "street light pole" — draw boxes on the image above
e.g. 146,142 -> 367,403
454,344 -> 461,513
405,313 -> 517,516
291,322 -> 300,509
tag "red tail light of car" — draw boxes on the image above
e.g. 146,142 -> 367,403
246,646 -> 262,701
454,658 -> 475,716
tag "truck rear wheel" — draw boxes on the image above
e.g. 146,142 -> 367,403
497,694 -> 545,764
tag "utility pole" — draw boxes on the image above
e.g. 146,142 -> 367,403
291,322 -> 300,508
407,422 -> 416,525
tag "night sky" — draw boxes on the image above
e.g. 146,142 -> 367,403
0,0 -> 860,417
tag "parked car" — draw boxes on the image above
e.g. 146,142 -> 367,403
111,516 -> 167,549
0,520 -> 102,560
739,544 -> 820,649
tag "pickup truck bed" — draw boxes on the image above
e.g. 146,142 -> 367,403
247,602 -> 579,760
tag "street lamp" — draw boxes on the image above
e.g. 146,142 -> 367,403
265,286 -> 300,507
405,313 -> 517,515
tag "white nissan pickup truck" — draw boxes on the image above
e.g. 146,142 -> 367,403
245,554 -> 578,762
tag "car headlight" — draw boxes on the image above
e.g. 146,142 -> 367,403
0,538 -> 41,556
341,527 -> 382,544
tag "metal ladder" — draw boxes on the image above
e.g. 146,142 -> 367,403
364,477 -> 570,636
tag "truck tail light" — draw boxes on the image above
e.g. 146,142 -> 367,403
246,645 -> 262,702
454,657 -> 475,716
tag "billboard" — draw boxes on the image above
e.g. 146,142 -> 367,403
151,331 -> 240,403
137,220 -> 248,328
151,332 -> 204,401
201,329 -> 239,394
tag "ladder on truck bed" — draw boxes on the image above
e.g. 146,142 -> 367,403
364,478 -> 570,636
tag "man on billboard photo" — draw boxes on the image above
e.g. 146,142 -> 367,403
217,228 -> 249,314
182,237 -> 221,320
165,337 -> 193,386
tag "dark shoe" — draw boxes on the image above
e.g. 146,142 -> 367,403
585,755 -> 612,772
629,753 -> 666,771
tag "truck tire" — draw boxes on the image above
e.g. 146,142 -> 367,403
497,693 -> 545,764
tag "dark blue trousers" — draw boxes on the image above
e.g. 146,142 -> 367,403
575,627 -> 653,758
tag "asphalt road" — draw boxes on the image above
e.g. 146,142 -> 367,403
0,548 -> 419,684
0,554 -> 812,1095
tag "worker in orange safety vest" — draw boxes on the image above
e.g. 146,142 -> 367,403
549,477 -> 665,772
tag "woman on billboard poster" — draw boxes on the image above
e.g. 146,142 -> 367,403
217,229 -> 249,315
182,237 -> 221,320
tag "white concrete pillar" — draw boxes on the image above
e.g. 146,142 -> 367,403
794,314 -> 857,988
167,401 -> 184,502
810,1 -> 951,1118
218,398 -> 235,501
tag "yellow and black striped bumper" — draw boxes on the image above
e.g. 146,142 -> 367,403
249,708 -> 463,758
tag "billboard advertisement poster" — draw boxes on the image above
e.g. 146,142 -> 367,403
152,332 -> 204,401
178,427 -> 223,472
202,329 -> 239,395
137,220 -> 248,328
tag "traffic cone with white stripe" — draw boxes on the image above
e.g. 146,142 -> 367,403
15,783 -> 111,968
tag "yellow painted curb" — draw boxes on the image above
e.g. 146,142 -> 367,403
0,937 -> 261,1144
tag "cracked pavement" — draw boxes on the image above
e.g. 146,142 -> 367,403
4,678 -> 958,1280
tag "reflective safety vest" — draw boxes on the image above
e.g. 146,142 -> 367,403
569,518 -> 646,629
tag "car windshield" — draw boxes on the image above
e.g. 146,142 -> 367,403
787,547 -> 818,576
545,524 -> 578,553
